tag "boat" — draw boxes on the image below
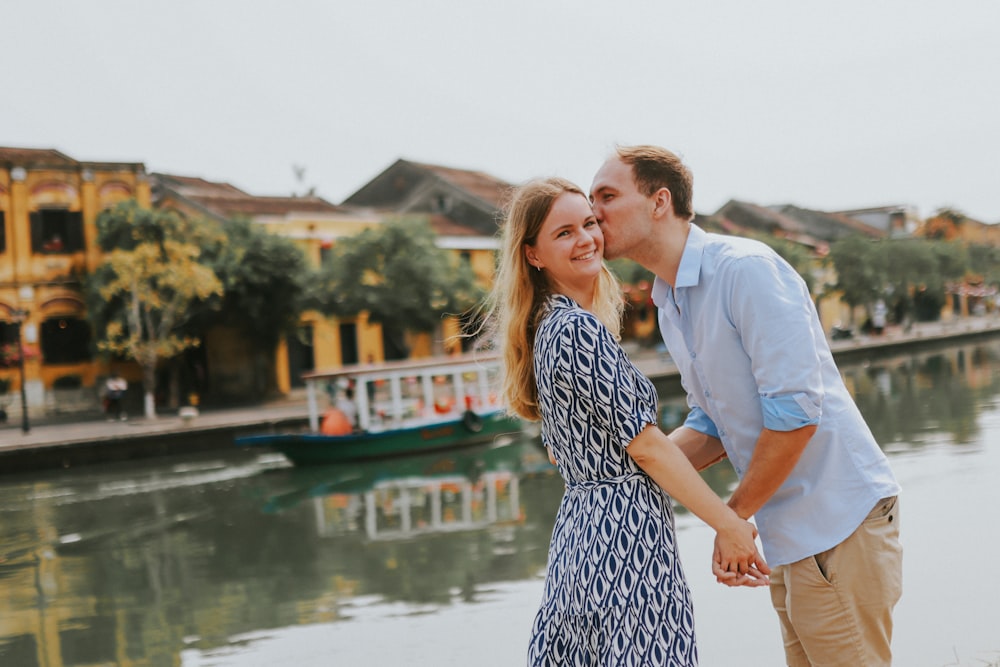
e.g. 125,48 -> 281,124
235,353 -> 524,465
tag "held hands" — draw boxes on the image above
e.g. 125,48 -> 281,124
712,519 -> 771,588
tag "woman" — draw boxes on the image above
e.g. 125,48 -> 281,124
483,178 -> 768,665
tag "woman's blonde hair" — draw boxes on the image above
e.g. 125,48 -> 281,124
481,177 -> 623,421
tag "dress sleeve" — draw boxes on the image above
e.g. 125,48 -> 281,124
549,310 -> 657,450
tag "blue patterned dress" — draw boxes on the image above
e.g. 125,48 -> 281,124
527,295 -> 697,666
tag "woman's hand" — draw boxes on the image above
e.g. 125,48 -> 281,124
712,519 -> 770,587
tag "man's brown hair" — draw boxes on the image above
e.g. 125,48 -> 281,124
616,145 -> 695,220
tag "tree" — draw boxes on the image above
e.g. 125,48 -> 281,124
199,217 -> 310,348
828,235 -> 885,322
310,217 -> 483,358
883,239 -> 944,323
86,201 -> 224,418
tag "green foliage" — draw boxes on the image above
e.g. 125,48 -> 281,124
828,235 -> 885,311
96,199 -> 223,252
606,258 -> 654,286
968,243 -> 1000,285
310,217 -> 484,332
829,234 -> 997,324
85,200 -> 225,416
198,217 -> 310,347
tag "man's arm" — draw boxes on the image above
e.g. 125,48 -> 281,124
669,425 -> 728,471
726,424 -> 817,520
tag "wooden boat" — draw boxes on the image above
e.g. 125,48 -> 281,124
235,353 -> 523,465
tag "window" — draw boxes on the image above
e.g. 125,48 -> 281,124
40,317 -> 92,364
30,209 -> 84,254
0,321 -> 18,368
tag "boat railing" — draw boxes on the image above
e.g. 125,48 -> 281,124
301,354 -> 503,433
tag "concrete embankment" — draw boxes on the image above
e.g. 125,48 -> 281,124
2,316 -> 999,474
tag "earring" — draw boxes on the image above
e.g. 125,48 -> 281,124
535,265 -> 541,272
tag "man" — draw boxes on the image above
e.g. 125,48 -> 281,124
590,145 -> 902,667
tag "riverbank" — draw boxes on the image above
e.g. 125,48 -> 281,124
3,315 -> 999,474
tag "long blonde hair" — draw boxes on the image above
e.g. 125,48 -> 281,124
481,177 -> 623,421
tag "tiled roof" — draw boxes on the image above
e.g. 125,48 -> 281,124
0,147 -> 78,167
409,160 -> 514,208
715,200 -> 809,236
152,173 -> 344,219
154,173 -> 248,198
775,205 -> 885,240
426,213 -> 487,237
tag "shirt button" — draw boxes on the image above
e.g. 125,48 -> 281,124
704,390 -> 711,397
690,352 -> 696,359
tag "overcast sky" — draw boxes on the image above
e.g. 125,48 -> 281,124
4,1 -> 999,222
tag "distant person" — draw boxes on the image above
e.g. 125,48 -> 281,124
872,299 -> 888,335
484,177 -> 767,665
336,386 -> 358,430
104,371 -> 128,421
590,145 -> 902,666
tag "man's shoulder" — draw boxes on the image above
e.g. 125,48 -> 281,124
704,231 -> 774,260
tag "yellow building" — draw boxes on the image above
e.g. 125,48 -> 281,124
0,147 -> 149,418
151,173 -> 385,396
153,162 -> 509,395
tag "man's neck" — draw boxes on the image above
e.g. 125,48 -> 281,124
628,219 -> 690,289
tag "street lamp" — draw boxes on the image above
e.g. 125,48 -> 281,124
12,308 -> 29,434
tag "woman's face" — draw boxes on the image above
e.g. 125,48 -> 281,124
524,192 -> 604,294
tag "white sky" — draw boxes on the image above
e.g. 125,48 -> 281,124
4,0 -> 999,222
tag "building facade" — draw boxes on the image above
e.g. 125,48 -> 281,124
0,147 -> 150,417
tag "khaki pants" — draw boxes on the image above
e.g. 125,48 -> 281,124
770,496 -> 903,667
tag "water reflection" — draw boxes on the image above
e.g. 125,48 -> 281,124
842,341 -> 1000,447
1,336 -> 998,667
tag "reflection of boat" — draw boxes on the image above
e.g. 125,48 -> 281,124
236,354 -> 523,465
259,440 -> 539,541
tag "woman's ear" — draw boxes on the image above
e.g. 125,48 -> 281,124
524,245 -> 541,270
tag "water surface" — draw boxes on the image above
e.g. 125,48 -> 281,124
2,337 -> 999,667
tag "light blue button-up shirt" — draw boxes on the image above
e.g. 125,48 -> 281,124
652,225 -> 900,566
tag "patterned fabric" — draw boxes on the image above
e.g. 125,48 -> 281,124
528,294 -> 698,666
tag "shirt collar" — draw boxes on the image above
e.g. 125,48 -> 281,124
651,224 -> 706,306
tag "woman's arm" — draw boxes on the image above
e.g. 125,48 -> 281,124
627,424 -> 769,584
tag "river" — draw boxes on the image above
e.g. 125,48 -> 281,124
1,336 -> 999,667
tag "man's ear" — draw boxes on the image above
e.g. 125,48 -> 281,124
652,187 -> 673,219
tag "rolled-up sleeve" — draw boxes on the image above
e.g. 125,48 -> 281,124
683,405 -> 720,439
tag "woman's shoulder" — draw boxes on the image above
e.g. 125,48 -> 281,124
540,295 -> 602,331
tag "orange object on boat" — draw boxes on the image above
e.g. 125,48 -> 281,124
321,408 -> 352,435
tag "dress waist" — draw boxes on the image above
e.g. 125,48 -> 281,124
565,471 -> 647,493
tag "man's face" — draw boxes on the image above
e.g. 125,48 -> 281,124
589,157 -> 651,261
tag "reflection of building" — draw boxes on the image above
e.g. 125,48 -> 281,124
0,147 -> 150,415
